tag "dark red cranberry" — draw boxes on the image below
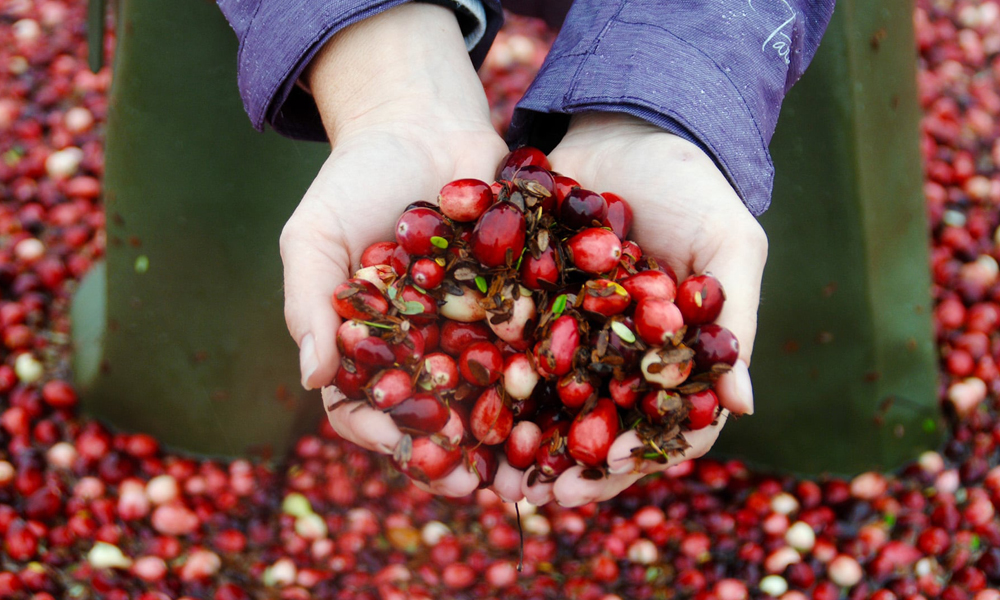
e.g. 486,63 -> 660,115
559,188 -> 607,230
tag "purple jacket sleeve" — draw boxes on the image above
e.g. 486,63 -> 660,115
216,0 -> 504,142
507,1 -> 836,216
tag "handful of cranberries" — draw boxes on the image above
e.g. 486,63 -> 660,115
330,147 -> 739,489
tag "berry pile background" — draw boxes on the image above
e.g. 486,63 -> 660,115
0,2 -> 999,600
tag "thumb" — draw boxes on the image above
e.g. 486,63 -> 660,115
280,208 -> 354,390
698,224 -> 768,415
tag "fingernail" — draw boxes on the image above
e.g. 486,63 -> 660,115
300,333 -> 318,390
735,360 -> 754,415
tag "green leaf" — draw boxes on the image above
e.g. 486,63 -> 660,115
475,276 -> 488,294
611,321 -> 636,344
430,236 -> 449,249
552,294 -> 567,316
400,301 -> 425,315
883,513 -> 896,527
134,255 -> 149,274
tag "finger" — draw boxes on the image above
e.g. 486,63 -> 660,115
280,205 -> 354,391
521,468 -> 554,506
700,229 -> 766,415
493,458 -> 526,503
424,465 -> 480,498
326,398 -> 402,453
551,467 -> 643,507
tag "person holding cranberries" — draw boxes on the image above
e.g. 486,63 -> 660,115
215,0 -> 835,505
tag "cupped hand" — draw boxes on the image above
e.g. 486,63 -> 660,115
517,112 -> 768,507
281,3 -> 508,497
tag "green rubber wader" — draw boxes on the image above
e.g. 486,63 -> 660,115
72,0 -> 328,457
712,0 -> 943,475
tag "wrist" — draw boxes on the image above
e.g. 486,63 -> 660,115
306,3 -> 491,140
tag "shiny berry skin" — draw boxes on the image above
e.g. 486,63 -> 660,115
497,147 -> 551,181
389,394 -> 450,434
332,279 -> 389,321
470,388 -> 514,445
335,364 -> 370,399
622,270 -> 677,303
553,175 -> 580,208
560,188 -> 607,230
582,279 -> 630,316
459,341 -> 503,386
395,207 -> 452,256
368,369 -> 413,410
505,421 -> 542,469
360,241 -> 397,267
470,202 -> 526,268
438,178 -> 493,222
557,372 -> 596,410
566,228 -> 622,274
520,245 -> 560,290
439,321 -> 492,356
421,353 -> 459,392
686,390 -> 719,430
467,445 -> 498,488
337,320 -> 371,358
568,399 -> 619,467
609,373 -> 644,410
396,437 -> 462,483
400,285 -> 437,324
601,192 -> 633,239
676,274 -> 726,325
634,298 -> 685,345
503,353 -> 539,400
693,324 -> 740,370
410,258 -> 445,289
534,315 -> 580,378
390,244 -> 411,275
391,327 -> 425,366
354,337 -> 396,369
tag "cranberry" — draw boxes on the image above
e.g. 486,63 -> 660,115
560,188 -> 607,230
693,324 -> 740,370
459,341 -> 503,386
676,274 -> 726,325
331,278 -> 389,321
470,388 -> 514,445
497,147 -> 551,180
686,390 -> 719,430
438,178 -> 493,222
568,398 -> 619,467
395,207 -> 452,256
470,202 -> 526,268
388,394 -> 450,434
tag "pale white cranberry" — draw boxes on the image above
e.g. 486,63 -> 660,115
46,442 -> 77,469
640,349 -> 692,388
626,539 -> 658,564
44,147 -> 83,179
179,549 -> 221,581
948,377 -> 987,416
440,287 -> 486,322
633,506 -> 665,530
828,555 -> 863,587
765,547 -> 800,574
553,511 -> 586,535
780,592 -> 809,600
184,475 -> 206,496
74,476 -> 105,500
503,353 -> 539,400
132,556 -> 168,582
118,480 -> 151,520
714,579 -> 749,600
14,353 -> 43,384
229,460 -> 255,495
762,513 -> 789,536
488,291 -> 535,346
282,492 -> 313,518
311,538 -> 334,560
151,502 -> 199,536
14,237 -> 45,262
12,19 -> 41,44
915,557 -> 939,578
975,591 -> 1000,600
420,521 -> 451,546
935,469 -> 960,494
507,34 -> 537,64
0,461 -> 13,486
439,408 -> 465,446
850,471 -> 887,500
485,561 -> 518,588
959,254 -> 1000,288
918,450 -> 945,475
760,575 -> 788,597
39,2 -> 69,28
145,474 -> 179,505
505,498 -> 536,518
785,521 -> 816,552
295,513 -> 328,540
353,264 -> 395,292
88,542 -> 133,569
523,514 -> 551,536
770,492 -> 799,515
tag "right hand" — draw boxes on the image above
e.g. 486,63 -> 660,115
282,4 -> 508,497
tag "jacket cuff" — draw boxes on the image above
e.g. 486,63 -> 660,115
508,19 -> 775,216
237,0 -> 501,142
